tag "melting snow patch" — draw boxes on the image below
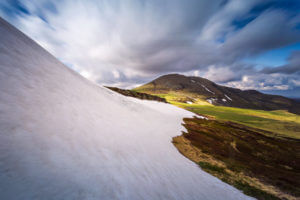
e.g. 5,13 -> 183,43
207,98 -> 217,104
225,94 -> 232,101
196,115 -> 208,120
201,85 -> 215,94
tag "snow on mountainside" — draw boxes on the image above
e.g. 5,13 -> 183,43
0,17 -> 253,200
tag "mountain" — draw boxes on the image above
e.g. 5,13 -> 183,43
293,98 -> 300,103
0,17 -> 253,199
134,74 -> 300,114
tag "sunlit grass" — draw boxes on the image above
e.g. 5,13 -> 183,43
134,90 -> 300,138
174,102 -> 300,139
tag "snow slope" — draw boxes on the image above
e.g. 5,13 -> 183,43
0,17 -> 253,200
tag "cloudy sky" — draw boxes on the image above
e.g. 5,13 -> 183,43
1,0 -> 300,97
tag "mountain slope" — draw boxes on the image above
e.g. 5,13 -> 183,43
105,86 -> 168,103
134,74 -> 300,114
0,18 -> 253,199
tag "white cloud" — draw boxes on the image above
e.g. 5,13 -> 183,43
291,79 -> 300,87
1,0 -> 299,94
225,72 -> 300,91
199,0 -> 262,41
201,65 -> 237,83
112,69 -> 120,79
9,0 -> 222,85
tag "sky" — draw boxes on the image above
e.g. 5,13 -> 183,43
0,0 -> 300,97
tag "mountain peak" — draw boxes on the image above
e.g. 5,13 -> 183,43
134,74 -> 300,114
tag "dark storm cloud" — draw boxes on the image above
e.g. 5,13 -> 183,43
0,0 -> 300,93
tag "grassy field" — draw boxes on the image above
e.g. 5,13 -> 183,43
144,92 -> 300,139
174,102 -> 300,139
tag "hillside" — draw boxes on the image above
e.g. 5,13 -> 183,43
0,17 -> 255,200
106,86 -> 167,103
108,85 -> 300,199
174,117 -> 300,200
134,74 -> 300,115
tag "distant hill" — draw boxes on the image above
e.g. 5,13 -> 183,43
106,86 -> 167,103
293,98 -> 300,103
134,74 -> 300,115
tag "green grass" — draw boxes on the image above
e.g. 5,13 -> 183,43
198,159 -> 281,199
133,90 -> 300,138
198,161 -> 226,174
172,102 -> 300,139
233,181 -> 281,200
133,90 -> 210,104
